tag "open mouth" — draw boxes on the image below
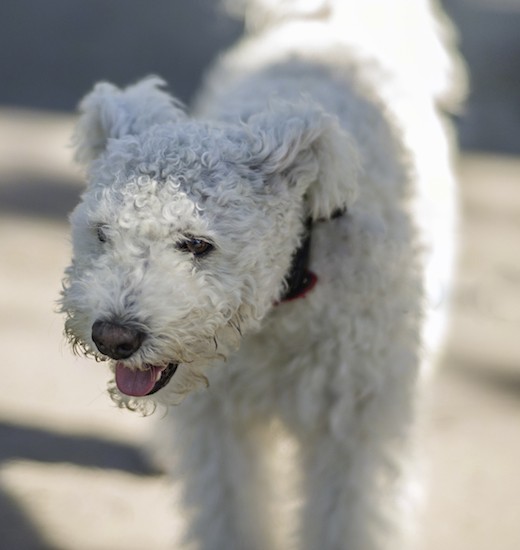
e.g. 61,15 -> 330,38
115,362 -> 179,397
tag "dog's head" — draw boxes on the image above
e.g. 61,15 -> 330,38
59,77 -> 357,411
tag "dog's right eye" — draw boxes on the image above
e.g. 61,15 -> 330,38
96,225 -> 108,243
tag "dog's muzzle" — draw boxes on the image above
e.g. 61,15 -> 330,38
91,319 -> 178,397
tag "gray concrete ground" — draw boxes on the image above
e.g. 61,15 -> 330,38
1,113 -> 519,550
1,0 -> 519,153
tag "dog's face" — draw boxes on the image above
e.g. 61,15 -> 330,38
61,123 -> 305,407
60,77 -> 357,410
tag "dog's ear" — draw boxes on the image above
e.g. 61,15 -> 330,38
73,76 -> 186,165
246,101 -> 359,220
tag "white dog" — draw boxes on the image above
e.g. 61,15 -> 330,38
60,1 -> 465,548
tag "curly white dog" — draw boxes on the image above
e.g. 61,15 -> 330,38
60,1 -> 465,548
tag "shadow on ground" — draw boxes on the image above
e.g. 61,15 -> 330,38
0,421 -> 158,475
0,489 -> 53,550
0,178 -> 83,220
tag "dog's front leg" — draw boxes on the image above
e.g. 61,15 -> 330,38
166,394 -> 279,550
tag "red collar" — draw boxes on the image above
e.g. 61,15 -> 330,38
279,270 -> 318,302
278,207 -> 344,303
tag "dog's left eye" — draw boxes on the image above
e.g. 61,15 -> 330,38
178,238 -> 214,257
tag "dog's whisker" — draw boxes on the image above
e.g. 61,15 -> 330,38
228,319 -> 243,337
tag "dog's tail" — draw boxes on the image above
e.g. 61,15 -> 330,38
224,0 -> 467,112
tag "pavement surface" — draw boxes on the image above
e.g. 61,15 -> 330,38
1,0 -> 520,154
0,109 -> 519,549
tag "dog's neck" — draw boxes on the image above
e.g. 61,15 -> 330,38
279,208 -> 345,303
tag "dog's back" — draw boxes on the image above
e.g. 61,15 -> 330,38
197,0 -> 465,375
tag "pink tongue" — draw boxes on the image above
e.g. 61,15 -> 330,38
115,363 -> 163,397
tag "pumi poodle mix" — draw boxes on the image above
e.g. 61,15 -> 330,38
60,0 -> 466,548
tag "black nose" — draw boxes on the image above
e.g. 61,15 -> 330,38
91,320 -> 145,360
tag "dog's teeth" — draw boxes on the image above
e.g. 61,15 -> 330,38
155,369 -> 162,382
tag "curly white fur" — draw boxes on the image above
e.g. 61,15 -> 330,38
60,0 -> 465,548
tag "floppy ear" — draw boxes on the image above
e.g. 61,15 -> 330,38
73,76 -> 186,165
246,101 -> 359,220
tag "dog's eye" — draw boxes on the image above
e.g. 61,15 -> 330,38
96,225 -> 108,243
178,237 -> 214,257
